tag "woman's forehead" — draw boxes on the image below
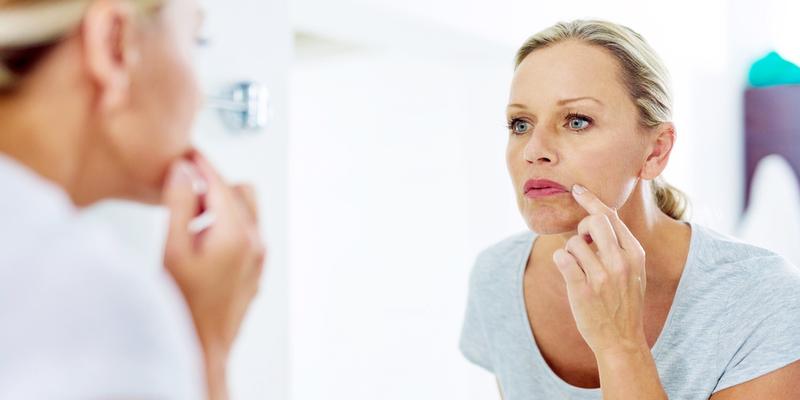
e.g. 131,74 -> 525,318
510,41 -> 628,109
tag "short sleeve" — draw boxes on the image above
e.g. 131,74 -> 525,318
459,254 -> 495,372
0,230 -> 205,400
714,256 -> 800,392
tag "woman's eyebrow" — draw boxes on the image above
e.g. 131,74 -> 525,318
506,97 -> 604,111
557,96 -> 603,106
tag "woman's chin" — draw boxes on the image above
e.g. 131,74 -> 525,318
522,210 -> 581,235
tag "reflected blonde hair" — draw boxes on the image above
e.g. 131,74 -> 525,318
515,19 -> 689,221
0,0 -> 163,89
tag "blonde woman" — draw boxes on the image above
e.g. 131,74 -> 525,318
460,20 -> 800,399
0,0 -> 264,399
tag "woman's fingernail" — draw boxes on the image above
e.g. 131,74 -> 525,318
169,160 -> 207,195
191,174 -> 208,196
552,250 -> 562,264
183,162 -> 208,195
572,184 -> 587,195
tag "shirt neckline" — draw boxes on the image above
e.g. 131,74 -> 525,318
514,221 -> 700,395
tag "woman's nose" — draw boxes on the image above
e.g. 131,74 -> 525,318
523,128 -> 557,164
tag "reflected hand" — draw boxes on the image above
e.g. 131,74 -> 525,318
162,151 -> 266,400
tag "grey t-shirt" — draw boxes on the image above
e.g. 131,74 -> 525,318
460,222 -> 800,399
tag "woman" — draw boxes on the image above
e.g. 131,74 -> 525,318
460,20 -> 800,399
0,0 -> 264,399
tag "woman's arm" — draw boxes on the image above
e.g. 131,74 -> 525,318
709,360 -> 800,399
595,346 -> 667,399
553,185 -> 667,400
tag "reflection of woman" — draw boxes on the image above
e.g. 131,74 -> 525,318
460,20 -> 800,399
0,1 -> 264,399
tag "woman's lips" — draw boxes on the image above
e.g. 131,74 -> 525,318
524,179 -> 569,199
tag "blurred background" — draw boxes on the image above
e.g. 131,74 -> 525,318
82,0 -> 800,398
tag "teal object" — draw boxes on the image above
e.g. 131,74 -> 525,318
748,51 -> 800,87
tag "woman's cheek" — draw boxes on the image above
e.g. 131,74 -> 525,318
587,162 -> 639,210
569,145 -> 605,178
506,143 -> 526,187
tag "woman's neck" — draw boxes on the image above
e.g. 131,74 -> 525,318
618,182 -> 691,283
0,85 -> 106,207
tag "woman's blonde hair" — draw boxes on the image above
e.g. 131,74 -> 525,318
515,19 -> 689,221
0,0 -> 162,90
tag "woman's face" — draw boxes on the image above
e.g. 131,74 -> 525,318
105,0 -> 204,203
506,40 -> 650,234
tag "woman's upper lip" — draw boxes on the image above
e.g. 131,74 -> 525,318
524,179 -> 568,192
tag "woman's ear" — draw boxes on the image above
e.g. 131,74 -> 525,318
80,0 -> 140,112
640,122 -> 675,180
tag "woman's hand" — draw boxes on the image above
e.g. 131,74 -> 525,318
162,151 -> 266,400
553,184 -> 668,399
552,184 -> 648,357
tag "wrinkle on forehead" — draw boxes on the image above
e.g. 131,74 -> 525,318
509,40 -> 633,114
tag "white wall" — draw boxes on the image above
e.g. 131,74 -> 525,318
194,1 -> 292,399
289,42 -> 515,399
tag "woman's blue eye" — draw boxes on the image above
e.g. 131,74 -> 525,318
567,115 -> 591,131
510,119 -> 531,134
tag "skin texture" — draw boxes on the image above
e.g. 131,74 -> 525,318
0,1 -> 264,399
503,39 -> 800,399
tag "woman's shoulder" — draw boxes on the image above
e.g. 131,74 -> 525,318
683,225 -> 800,392
468,231 -> 535,288
2,215 -> 196,349
478,230 -> 535,260
5,215 -> 185,321
692,223 -> 783,264
0,218 -> 205,398
692,223 -> 799,279
690,223 -> 800,306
